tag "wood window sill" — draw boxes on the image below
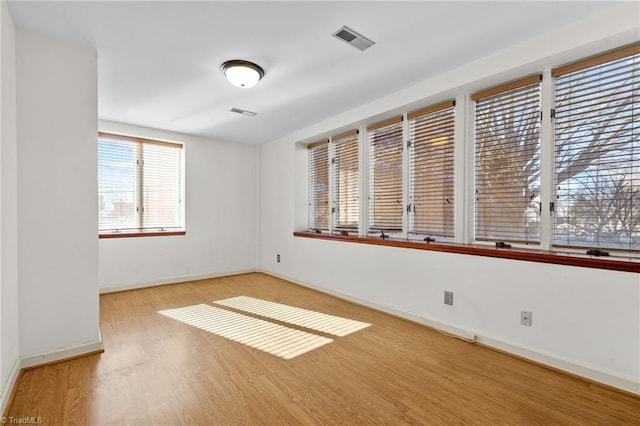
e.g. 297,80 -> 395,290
99,231 -> 185,239
293,231 -> 640,273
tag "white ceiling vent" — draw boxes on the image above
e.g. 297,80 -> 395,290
332,26 -> 375,51
230,107 -> 257,117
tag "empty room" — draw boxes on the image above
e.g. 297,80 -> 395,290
0,0 -> 639,424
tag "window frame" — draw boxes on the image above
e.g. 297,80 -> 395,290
302,42 -> 640,267
472,75 -> 543,245
331,130 -> 360,234
367,117 -> 405,236
308,139 -> 330,232
407,100 -> 456,240
551,44 -> 640,252
98,132 -> 186,239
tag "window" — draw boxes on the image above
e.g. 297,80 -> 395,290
553,44 -> 640,251
368,117 -> 404,233
302,42 -> 640,264
332,130 -> 359,232
408,101 -> 455,238
308,140 -> 330,231
98,132 -> 184,237
473,75 -> 542,244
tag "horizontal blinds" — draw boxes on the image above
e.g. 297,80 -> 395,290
552,43 -> 640,77
98,136 -> 138,231
98,133 -> 184,232
553,46 -> 640,250
368,117 -> 403,231
141,143 -> 183,230
408,101 -> 455,237
332,131 -> 359,231
474,76 -> 542,243
308,140 -> 330,230
471,75 -> 542,102
98,132 -> 183,149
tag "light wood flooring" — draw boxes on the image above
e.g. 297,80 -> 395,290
6,273 -> 640,425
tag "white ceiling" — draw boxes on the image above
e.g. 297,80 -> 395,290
7,1 -> 622,144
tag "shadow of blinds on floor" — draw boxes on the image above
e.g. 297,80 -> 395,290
158,304 -> 333,359
214,296 -> 371,337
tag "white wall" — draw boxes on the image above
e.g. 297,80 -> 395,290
98,121 -> 257,291
259,5 -> 640,393
0,0 -> 18,410
16,30 -> 100,356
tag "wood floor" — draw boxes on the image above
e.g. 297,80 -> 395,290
6,273 -> 640,425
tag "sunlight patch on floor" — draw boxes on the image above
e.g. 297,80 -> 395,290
158,304 -> 333,360
213,296 -> 371,337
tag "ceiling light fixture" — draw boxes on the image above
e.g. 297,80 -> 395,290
220,60 -> 264,88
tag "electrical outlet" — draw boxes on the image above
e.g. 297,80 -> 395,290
444,291 -> 453,306
521,310 -> 532,327
276,254 -> 280,263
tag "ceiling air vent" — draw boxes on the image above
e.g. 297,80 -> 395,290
230,107 -> 257,117
332,26 -> 375,51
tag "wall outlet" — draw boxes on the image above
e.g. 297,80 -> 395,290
444,291 -> 453,306
276,254 -> 280,263
521,310 -> 532,327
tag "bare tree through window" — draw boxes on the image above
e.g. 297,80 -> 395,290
554,47 -> 640,250
474,76 -> 541,244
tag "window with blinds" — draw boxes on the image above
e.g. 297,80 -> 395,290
332,130 -> 359,231
368,117 -> 404,232
473,75 -> 542,244
98,133 -> 184,234
308,140 -> 330,231
553,43 -> 640,251
408,101 -> 455,238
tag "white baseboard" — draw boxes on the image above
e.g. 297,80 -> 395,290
263,270 -> 640,396
99,269 -> 257,294
0,357 -> 21,414
475,334 -> 640,395
1,339 -> 104,413
20,339 -> 104,370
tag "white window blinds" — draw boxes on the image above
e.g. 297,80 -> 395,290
332,130 -> 359,231
408,101 -> 455,238
368,117 -> 404,232
553,43 -> 640,250
308,140 -> 330,231
473,75 -> 542,244
98,133 -> 184,234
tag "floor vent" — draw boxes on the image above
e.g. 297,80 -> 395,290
332,26 -> 375,51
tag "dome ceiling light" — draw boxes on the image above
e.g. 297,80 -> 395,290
220,60 -> 265,88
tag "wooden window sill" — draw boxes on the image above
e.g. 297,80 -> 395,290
99,230 -> 185,239
293,231 -> 640,273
